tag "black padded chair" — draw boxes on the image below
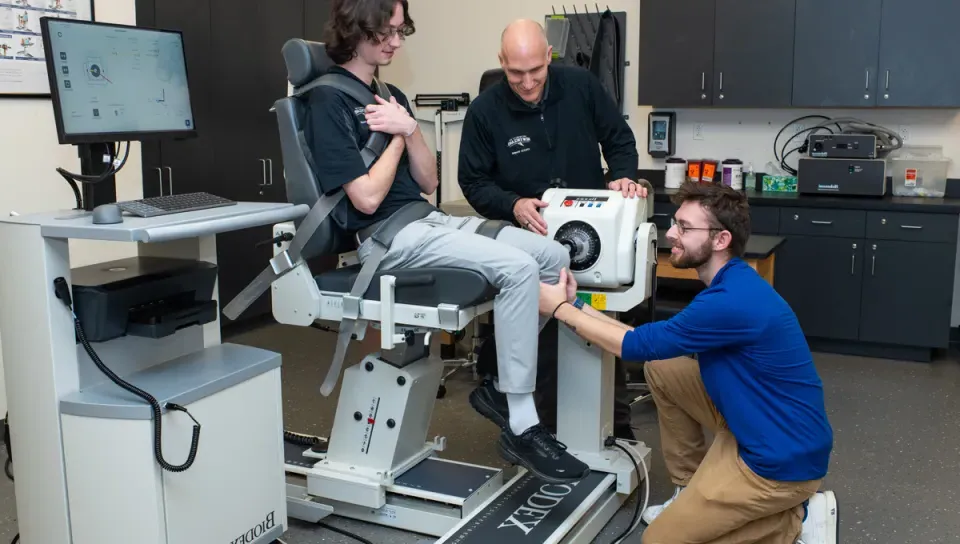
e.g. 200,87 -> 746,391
479,68 -> 504,95
274,39 -> 498,332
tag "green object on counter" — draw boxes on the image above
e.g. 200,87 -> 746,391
762,175 -> 798,193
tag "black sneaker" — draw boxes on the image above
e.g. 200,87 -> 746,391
469,379 -> 509,429
498,424 -> 590,484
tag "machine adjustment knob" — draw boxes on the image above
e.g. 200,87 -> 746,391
397,376 -> 406,386
365,361 -> 374,372
387,419 -> 396,429
354,411 -> 362,421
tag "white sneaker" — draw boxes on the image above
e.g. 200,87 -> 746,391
797,490 -> 838,544
641,485 -> 684,525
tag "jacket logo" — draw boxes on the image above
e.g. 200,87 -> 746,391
507,135 -> 531,149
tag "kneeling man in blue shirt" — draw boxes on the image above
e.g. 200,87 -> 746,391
539,182 -> 838,544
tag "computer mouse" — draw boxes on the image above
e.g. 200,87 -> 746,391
92,204 -> 123,225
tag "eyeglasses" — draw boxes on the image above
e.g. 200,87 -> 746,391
376,26 -> 409,41
670,217 -> 723,236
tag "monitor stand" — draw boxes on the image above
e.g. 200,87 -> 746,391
55,142 -> 119,220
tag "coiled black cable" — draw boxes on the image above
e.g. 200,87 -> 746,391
54,277 -> 201,472
283,430 -> 324,449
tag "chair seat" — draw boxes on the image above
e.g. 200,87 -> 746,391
315,265 -> 498,308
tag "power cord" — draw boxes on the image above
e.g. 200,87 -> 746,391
773,115 -> 903,176
4,412 -> 14,544
604,436 -> 649,544
57,141 -> 131,209
52,277 -> 202,472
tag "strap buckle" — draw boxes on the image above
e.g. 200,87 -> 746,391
342,295 -> 361,320
269,251 -> 296,276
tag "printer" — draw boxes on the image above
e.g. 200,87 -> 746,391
70,256 -> 220,342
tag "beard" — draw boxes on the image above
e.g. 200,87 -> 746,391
669,239 -> 713,269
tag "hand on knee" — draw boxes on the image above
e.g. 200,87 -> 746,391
544,240 -> 571,274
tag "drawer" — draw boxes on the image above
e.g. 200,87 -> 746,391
779,208 -> 866,238
750,207 -> 780,234
866,211 -> 959,244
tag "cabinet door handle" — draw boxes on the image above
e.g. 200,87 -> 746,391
164,167 -> 173,195
811,220 -> 833,225
900,224 -> 923,230
154,167 -> 163,195
851,254 -> 856,275
885,70 -> 890,90
871,254 -> 876,276
865,68 -> 870,89
701,72 -> 705,91
267,158 -> 274,186
259,159 -> 267,186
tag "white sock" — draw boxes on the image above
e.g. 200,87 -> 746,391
506,393 -> 539,435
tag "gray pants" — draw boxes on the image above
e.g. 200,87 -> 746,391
357,211 -> 570,394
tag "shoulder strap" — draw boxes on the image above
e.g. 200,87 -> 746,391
295,72 -> 394,168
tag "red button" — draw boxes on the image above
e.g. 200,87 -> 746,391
563,200 -> 573,207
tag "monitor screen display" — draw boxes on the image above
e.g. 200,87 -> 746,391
42,18 -> 196,143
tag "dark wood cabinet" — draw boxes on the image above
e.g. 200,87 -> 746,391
636,0 -> 716,107
638,0 -> 960,108
792,0 -> 882,108
859,240 -> 956,348
753,201 -> 960,358
775,235 -> 864,341
712,0 -> 796,107
137,0 -> 329,324
638,0 -> 796,108
877,0 -> 960,107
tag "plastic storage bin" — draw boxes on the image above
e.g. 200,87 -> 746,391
889,147 -> 951,197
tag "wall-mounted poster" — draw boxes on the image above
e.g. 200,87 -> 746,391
0,0 -> 94,96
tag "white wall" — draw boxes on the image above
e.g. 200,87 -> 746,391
380,0 -> 960,203
0,0 -> 142,415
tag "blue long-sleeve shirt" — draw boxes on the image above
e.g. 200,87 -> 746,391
622,258 -> 833,482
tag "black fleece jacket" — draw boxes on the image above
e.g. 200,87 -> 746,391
457,65 -> 638,222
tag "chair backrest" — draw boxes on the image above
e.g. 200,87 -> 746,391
272,39 -> 362,258
479,68 -> 504,95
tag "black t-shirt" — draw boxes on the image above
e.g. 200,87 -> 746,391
303,66 -> 426,232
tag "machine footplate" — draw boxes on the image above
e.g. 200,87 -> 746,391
438,470 -> 611,543
284,436 -> 325,469
393,457 -> 499,501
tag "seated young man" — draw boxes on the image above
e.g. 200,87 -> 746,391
537,181 -> 838,544
303,0 -> 589,484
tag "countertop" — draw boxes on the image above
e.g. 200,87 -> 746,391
653,188 -> 960,214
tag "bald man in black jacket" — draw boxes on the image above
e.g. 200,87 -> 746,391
459,19 -> 646,440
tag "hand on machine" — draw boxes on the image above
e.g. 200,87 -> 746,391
515,179 -> 648,236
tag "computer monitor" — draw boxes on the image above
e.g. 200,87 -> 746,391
40,17 -> 197,145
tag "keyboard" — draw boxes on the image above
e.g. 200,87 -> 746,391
117,192 -> 237,218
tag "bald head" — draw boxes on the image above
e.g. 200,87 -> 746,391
500,19 -> 549,60
498,19 -> 552,103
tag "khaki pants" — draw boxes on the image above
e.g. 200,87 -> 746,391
641,357 -> 821,544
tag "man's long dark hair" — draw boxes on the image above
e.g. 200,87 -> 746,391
324,0 -> 416,64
